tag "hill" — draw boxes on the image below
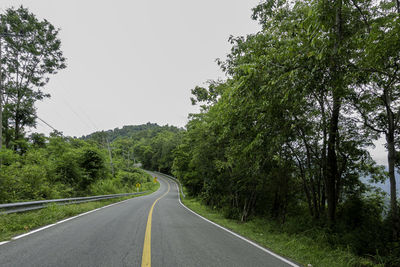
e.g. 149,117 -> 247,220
82,123 -> 184,174
82,123 -> 182,142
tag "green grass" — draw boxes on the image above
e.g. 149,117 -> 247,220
181,192 -> 380,267
0,181 -> 160,242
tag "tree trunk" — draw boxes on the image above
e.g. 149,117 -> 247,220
4,122 -> 11,149
387,133 -> 398,238
320,184 -> 326,215
14,111 -> 20,145
384,87 -> 399,239
325,0 -> 343,226
318,89 -> 327,217
326,94 -> 341,225
303,182 -> 314,217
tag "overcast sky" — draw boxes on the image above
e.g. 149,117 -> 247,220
1,0 -> 261,137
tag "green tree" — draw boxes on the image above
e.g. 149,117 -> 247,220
350,0 -> 400,238
0,6 -> 66,149
79,146 -> 107,191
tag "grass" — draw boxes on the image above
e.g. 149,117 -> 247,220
0,181 -> 160,242
181,191 -> 380,267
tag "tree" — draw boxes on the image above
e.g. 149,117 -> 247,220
0,6 -> 66,149
175,0 -> 380,226
350,0 -> 400,238
79,147 -> 107,191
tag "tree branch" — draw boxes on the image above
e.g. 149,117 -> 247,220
350,0 -> 371,32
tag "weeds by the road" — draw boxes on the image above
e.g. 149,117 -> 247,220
181,193 -> 380,267
0,181 -> 160,242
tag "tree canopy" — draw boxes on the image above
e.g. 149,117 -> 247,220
167,0 -> 400,264
0,6 -> 66,150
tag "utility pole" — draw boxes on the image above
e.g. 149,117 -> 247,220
131,151 -> 136,166
106,138 -> 115,177
127,150 -> 130,169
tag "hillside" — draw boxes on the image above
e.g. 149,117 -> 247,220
83,123 -> 184,174
82,123 -> 183,142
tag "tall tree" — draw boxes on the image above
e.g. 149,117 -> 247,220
0,6 -> 66,149
350,0 -> 400,238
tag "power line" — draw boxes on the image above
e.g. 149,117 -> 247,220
54,79 -> 99,133
44,97 -> 84,135
35,116 -> 61,134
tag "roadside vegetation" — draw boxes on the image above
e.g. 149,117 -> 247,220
182,191 -> 379,267
0,133 -> 159,241
0,181 -> 159,242
83,123 -> 184,174
0,134 -> 155,203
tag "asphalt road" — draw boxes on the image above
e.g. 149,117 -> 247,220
0,172 -> 299,267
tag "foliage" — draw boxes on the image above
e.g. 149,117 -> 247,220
0,181 -> 159,243
0,6 -> 66,149
0,134 -> 155,204
85,123 -> 184,174
182,193 -> 380,267
167,0 -> 400,264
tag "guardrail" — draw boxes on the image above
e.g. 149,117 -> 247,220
154,171 -> 185,198
0,191 -> 148,214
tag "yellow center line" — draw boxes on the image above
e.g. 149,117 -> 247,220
141,178 -> 170,267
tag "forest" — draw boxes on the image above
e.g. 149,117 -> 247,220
177,1 -> 400,265
84,123 -> 184,175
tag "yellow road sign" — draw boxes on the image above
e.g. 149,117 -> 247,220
136,183 -> 141,188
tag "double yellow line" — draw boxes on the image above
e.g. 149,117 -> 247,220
141,179 -> 170,267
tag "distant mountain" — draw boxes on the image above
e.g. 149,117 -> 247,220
82,122 -> 183,142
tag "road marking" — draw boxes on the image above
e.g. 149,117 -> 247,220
168,177 -> 300,267
12,223 -> 57,240
6,195 -> 150,243
141,179 -> 170,267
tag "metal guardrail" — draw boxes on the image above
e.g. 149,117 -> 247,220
154,171 -> 185,198
0,191 -> 149,214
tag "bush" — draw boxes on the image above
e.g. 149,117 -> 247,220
0,136 -> 155,205
89,178 -> 122,195
78,147 -> 108,191
0,137 -> 113,203
116,170 -> 141,187
336,194 -> 386,256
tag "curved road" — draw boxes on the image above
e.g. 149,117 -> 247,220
0,173 -> 299,267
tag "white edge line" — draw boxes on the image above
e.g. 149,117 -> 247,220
7,196 -> 136,242
169,179 -> 300,267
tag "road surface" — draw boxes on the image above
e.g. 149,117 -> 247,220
0,172 -> 299,267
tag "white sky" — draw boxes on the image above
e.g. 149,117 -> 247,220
1,0 -> 261,137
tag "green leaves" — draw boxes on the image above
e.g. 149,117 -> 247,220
173,0 -> 397,233
0,6 -> 66,149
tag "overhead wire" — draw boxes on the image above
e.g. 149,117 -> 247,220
52,78 -> 99,134
36,116 -> 58,132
